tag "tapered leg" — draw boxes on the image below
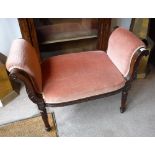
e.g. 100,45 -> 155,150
120,90 -> 128,113
37,103 -> 51,131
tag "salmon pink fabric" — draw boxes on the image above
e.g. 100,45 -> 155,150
6,39 -> 42,93
42,51 -> 125,103
107,27 -> 145,77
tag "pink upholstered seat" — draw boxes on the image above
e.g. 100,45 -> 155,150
42,51 -> 126,103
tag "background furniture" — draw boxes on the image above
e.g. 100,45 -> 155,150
6,27 -> 149,132
130,18 -> 152,79
18,18 -> 111,58
0,53 -> 18,107
148,18 -> 155,66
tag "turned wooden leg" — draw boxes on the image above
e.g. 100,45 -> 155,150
37,103 -> 51,131
120,89 -> 128,113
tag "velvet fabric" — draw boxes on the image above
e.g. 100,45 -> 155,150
6,39 -> 42,93
107,27 -> 145,77
6,28 -> 144,104
42,51 -> 125,103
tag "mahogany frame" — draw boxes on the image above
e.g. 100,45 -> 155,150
8,46 -> 149,131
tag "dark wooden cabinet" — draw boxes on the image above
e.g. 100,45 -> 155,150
18,19 -> 40,56
18,18 -> 111,57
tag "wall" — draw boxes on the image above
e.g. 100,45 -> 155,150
111,18 -> 132,30
0,18 -> 21,56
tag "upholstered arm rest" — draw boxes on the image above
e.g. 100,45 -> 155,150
6,39 -> 42,93
107,27 -> 148,81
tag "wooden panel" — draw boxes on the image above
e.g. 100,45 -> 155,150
27,19 -> 40,54
130,18 -> 136,31
18,18 -> 40,58
97,18 -> 111,51
18,19 -> 32,42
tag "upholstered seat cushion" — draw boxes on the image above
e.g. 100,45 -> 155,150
41,51 -> 126,104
